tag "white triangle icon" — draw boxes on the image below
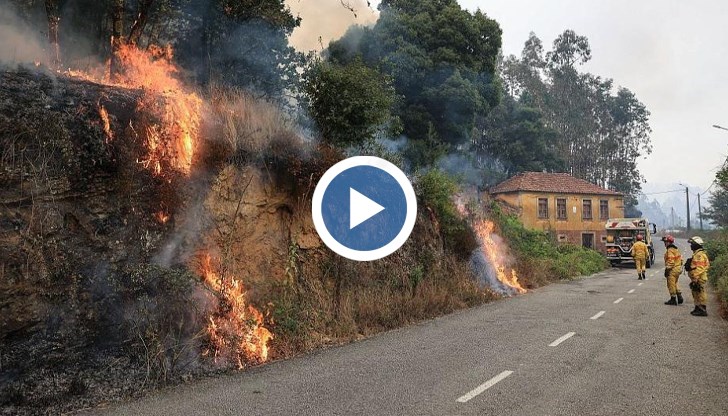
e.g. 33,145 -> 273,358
350,188 -> 385,229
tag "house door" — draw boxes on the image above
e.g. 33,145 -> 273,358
582,233 -> 594,249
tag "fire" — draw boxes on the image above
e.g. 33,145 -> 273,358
98,104 -> 113,142
154,210 -> 170,224
473,220 -> 526,295
199,254 -> 273,368
65,43 -> 202,175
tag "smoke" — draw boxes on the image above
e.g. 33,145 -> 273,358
0,2 -> 47,65
153,172 -> 214,268
469,233 -> 520,296
286,0 -> 378,52
438,153 -> 485,188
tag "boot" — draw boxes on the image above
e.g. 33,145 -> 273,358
664,296 -> 677,305
677,293 -> 684,304
691,305 -> 708,316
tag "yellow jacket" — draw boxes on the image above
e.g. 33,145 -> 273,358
631,241 -> 649,260
688,249 -> 710,280
664,245 -> 682,271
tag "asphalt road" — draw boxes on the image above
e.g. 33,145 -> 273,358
93,244 -> 728,416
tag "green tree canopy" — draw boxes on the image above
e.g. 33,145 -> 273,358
326,0 -> 502,165
497,30 -> 652,208
303,59 -> 398,147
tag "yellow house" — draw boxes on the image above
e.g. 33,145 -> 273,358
489,172 -> 625,251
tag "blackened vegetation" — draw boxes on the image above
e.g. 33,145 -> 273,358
0,70 -> 203,415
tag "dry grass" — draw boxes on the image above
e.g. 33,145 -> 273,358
206,85 -> 300,158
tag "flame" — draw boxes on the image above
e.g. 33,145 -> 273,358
154,210 -> 170,224
199,254 -> 273,368
473,220 -> 526,294
65,43 -> 201,175
98,104 -> 113,142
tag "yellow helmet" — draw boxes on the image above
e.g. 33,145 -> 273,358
688,236 -> 704,246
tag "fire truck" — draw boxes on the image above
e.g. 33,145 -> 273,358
604,218 -> 657,267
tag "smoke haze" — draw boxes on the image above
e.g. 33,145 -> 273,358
0,2 -> 47,65
285,0 -> 378,52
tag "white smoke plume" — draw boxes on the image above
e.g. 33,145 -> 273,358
286,0 -> 379,52
0,3 -> 47,65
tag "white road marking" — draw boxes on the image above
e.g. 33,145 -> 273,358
590,311 -> 606,320
614,297 -> 624,304
638,282 -> 644,286
549,332 -> 576,347
456,370 -> 514,403
628,289 -> 636,294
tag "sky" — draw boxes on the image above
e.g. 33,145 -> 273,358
286,0 -> 728,193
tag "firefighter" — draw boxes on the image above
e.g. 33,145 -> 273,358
631,234 -> 649,280
685,236 -> 710,316
662,235 -> 683,305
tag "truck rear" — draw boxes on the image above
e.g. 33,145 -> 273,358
604,218 -> 657,267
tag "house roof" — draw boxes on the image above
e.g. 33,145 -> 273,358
489,172 -> 623,196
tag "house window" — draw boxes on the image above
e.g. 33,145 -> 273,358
538,198 -> 549,219
556,198 -> 567,220
582,233 -> 595,249
599,200 -> 609,220
558,234 -> 568,242
582,199 -> 593,220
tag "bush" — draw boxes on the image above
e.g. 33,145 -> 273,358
416,169 -> 478,256
491,204 -> 608,284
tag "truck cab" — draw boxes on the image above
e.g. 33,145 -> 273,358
604,218 -> 657,267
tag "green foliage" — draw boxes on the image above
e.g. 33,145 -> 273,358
494,30 -> 651,204
416,169 -> 477,255
706,232 -> 728,308
328,0 -> 502,165
491,203 -> 608,280
303,59 -> 399,147
702,186 -> 728,228
478,95 -> 564,176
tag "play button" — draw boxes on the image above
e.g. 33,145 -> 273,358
312,156 -> 417,261
349,188 -> 385,229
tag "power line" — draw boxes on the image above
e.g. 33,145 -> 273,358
642,189 -> 685,196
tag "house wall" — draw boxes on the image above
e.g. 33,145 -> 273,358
492,191 -> 625,252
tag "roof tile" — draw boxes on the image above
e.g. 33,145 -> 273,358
489,172 -> 623,196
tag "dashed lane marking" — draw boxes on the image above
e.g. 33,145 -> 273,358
614,297 -> 624,304
638,282 -> 644,286
628,289 -> 636,294
456,370 -> 514,403
549,332 -> 576,347
590,311 -> 606,320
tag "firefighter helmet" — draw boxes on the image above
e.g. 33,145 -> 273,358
663,235 -> 675,244
688,236 -> 704,246
636,234 -> 644,241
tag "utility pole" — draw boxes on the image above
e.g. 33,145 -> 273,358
685,186 -> 691,232
698,193 -> 703,231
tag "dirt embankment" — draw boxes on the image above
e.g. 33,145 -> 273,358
0,69 -> 489,415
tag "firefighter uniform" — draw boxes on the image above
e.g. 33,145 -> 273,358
631,239 -> 649,280
685,236 -> 710,316
663,242 -> 683,305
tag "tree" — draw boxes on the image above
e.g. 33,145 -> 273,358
303,59 -> 398,147
702,187 -> 728,227
478,95 -> 564,176
327,0 -> 502,165
175,0 -> 303,100
497,30 -> 652,206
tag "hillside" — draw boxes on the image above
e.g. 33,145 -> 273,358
0,68 -> 498,414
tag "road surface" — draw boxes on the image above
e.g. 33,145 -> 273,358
93,244 -> 728,416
